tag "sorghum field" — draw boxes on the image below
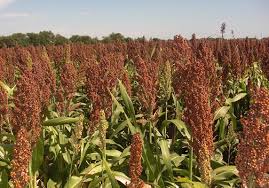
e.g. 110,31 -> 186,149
0,36 -> 269,188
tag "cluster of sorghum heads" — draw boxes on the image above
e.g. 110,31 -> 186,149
196,42 -> 222,111
0,57 -> 8,125
128,133 -> 144,188
10,67 -> 42,187
3,47 -> 57,188
181,60 -> 214,186
10,128 -> 32,188
0,36 -> 268,187
86,53 -> 124,133
29,47 -> 56,110
235,87 -> 269,188
135,56 -> 159,116
173,40 -> 215,186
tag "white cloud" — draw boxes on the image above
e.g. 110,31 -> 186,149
0,0 -> 15,9
0,12 -> 30,18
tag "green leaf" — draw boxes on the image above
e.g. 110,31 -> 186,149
182,182 -> 208,188
214,106 -> 230,121
43,117 -> 80,126
109,91 -> 136,134
158,134 -> 173,178
81,162 -> 104,175
0,81 -> 14,96
225,93 -> 247,105
170,153 -> 185,167
64,176 -> 83,188
105,149 -> 122,158
79,140 -> 90,167
0,170 -> 8,188
47,179 -> 59,188
118,80 -> 136,122
177,178 -> 208,188
143,142 -> 158,181
114,171 -> 130,186
31,137 -> 44,173
110,120 -> 128,138
62,151 -> 72,164
0,133 -> 15,142
162,119 -> 191,140
103,159 -> 120,188
212,166 -> 239,181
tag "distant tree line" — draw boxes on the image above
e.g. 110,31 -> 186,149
0,31 -> 143,48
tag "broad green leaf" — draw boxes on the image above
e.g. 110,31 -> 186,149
162,119 -> 191,140
118,80 -> 136,122
0,170 -> 8,188
0,81 -> 14,96
103,159 -> 120,188
88,176 -> 106,187
62,151 -> 72,164
43,117 -> 80,126
225,93 -> 247,105
81,162 -> 104,175
143,142 -> 157,180
114,171 -> 130,185
214,106 -> 230,121
109,90 -> 136,134
31,137 -> 44,173
47,179 -> 58,188
0,133 -> 15,142
79,140 -> 90,167
160,140 -> 173,173
177,178 -> 208,188
64,176 -> 83,188
158,134 -> 173,177
212,166 -> 239,180
170,153 -> 185,167
110,120 -> 128,138
105,149 -> 122,158
182,182 -> 208,188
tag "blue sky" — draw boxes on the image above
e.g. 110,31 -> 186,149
0,0 -> 268,39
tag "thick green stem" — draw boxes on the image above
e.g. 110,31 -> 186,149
149,121 -> 152,144
164,102 -> 168,137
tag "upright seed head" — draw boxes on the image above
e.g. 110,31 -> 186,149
235,87 -> 269,188
99,110 -> 109,150
128,133 -> 144,188
11,68 -> 42,146
158,60 -> 172,104
10,127 -> 31,188
135,56 -> 159,116
179,55 -> 214,186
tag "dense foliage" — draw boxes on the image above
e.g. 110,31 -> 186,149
0,31 -> 136,48
0,36 -> 269,188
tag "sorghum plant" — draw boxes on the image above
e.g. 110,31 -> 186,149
235,87 -> 269,188
11,68 -> 42,188
86,53 -> 124,133
135,56 -> 159,116
181,58 -> 214,186
128,133 -> 144,188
